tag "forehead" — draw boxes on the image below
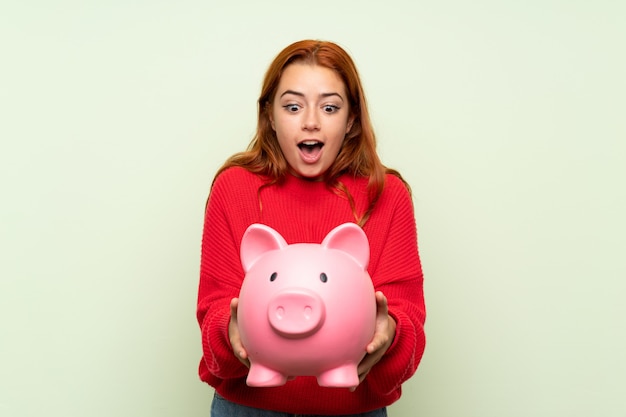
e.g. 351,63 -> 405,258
276,63 -> 347,96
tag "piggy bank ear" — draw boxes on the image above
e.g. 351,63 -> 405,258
321,223 -> 370,269
241,224 -> 288,272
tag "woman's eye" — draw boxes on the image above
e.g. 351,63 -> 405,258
323,105 -> 339,113
283,104 -> 300,112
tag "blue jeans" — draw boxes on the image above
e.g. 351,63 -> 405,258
211,392 -> 388,417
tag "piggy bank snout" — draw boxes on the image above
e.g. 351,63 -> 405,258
268,290 -> 325,338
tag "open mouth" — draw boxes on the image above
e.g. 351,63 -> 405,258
297,140 -> 324,155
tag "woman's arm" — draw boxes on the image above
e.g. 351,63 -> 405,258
362,177 -> 426,395
197,172 -> 251,381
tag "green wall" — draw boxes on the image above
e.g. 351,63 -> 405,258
2,1 -> 624,416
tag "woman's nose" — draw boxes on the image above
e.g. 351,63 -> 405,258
302,109 -> 320,131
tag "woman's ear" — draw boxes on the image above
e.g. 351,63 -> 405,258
346,114 -> 355,134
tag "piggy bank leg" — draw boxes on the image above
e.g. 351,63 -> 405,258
246,364 -> 288,387
317,365 -> 360,388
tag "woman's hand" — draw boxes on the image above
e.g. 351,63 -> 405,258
228,297 -> 250,368
351,291 -> 396,391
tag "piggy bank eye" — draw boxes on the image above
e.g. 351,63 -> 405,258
270,272 -> 278,282
319,273 -> 328,283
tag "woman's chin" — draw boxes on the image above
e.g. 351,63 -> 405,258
289,166 -> 327,181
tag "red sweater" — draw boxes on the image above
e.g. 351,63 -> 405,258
197,167 -> 426,415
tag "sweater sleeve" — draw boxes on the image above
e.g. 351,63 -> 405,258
364,177 -> 426,396
196,171 -> 250,382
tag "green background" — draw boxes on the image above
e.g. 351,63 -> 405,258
2,1 -> 624,416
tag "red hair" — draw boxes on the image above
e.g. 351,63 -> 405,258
213,40 -> 409,226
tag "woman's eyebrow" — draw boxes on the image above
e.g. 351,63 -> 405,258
280,89 -> 304,98
280,90 -> 345,102
280,90 -> 344,101
320,92 -> 345,102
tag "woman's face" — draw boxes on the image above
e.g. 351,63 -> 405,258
270,63 -> 354,179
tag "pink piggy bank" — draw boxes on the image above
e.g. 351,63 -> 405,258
237,222 -> 376,388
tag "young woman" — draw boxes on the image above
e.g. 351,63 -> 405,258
197,39 -> 426,416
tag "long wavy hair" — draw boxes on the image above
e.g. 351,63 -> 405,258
213,39 -> 409,226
